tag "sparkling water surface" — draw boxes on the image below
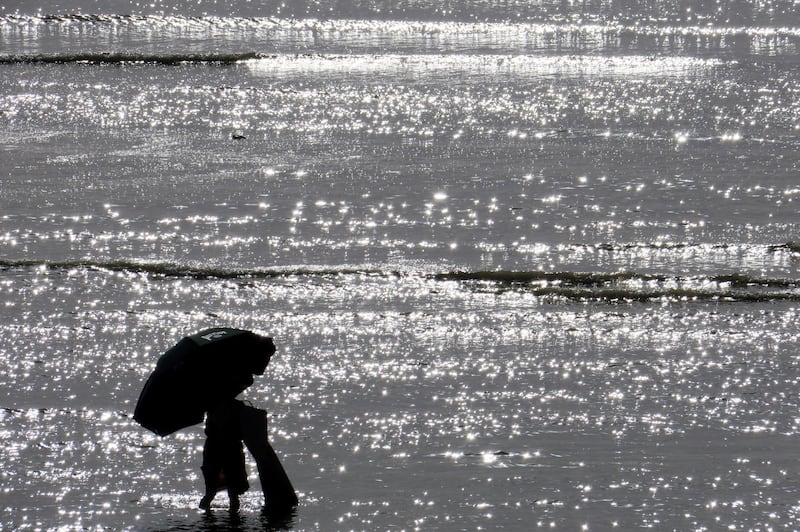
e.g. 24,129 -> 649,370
3,270 -> 800,529
2,54 -> 798,275
2,1 -> 800,530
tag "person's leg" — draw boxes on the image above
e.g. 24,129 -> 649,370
220,440 -> 248,511
205,400 -> 250,510
200,426 -> 224,509
239,405 -> 299,510
199,472 -> 218,509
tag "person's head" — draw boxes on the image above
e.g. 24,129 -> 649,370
251,335 -> 275,375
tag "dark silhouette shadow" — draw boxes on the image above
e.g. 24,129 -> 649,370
199,506 -> 297,531
150,507 -> 297,531
134,328 -> 298,516
201,399 -> 299,512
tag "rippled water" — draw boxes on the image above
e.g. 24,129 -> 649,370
4,269 -> 800,529
2,0 -> 800,530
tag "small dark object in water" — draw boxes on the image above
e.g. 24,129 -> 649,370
232,132 -> 246,140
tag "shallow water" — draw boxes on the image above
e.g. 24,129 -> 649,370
3,269 -> 800,529
2,0 -> 800,530
2,53 -> 799,276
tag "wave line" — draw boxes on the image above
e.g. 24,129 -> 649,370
0,51 -> 262,65
2,259 -> 798,301
0,259 -> 387,278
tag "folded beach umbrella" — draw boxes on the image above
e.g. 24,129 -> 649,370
134,328 -> 274,436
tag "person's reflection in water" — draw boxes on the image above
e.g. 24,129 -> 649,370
199,505 -> 297,530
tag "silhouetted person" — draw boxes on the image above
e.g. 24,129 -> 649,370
195,334 -> 298,512
134,328 -> 298,513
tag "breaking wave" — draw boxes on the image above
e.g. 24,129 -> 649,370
1,14 -> 799,59
0,51 -> 263,65
0,259 -> 380,279
435,270 -> 800,302
2,259 -> 798,302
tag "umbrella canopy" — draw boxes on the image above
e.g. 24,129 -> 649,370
134,328 -> 274,436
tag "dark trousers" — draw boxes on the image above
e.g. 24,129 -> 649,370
203,399 -> 298,509
203,399 -> 249,496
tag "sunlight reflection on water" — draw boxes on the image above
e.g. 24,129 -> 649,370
2,49 -> 799,275
2,272 -> 800,529
2,7 -> 800,530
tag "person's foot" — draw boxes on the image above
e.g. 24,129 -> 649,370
199,493 -> 214,510
266,493 -> 299,509
261,498 -> 297,527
